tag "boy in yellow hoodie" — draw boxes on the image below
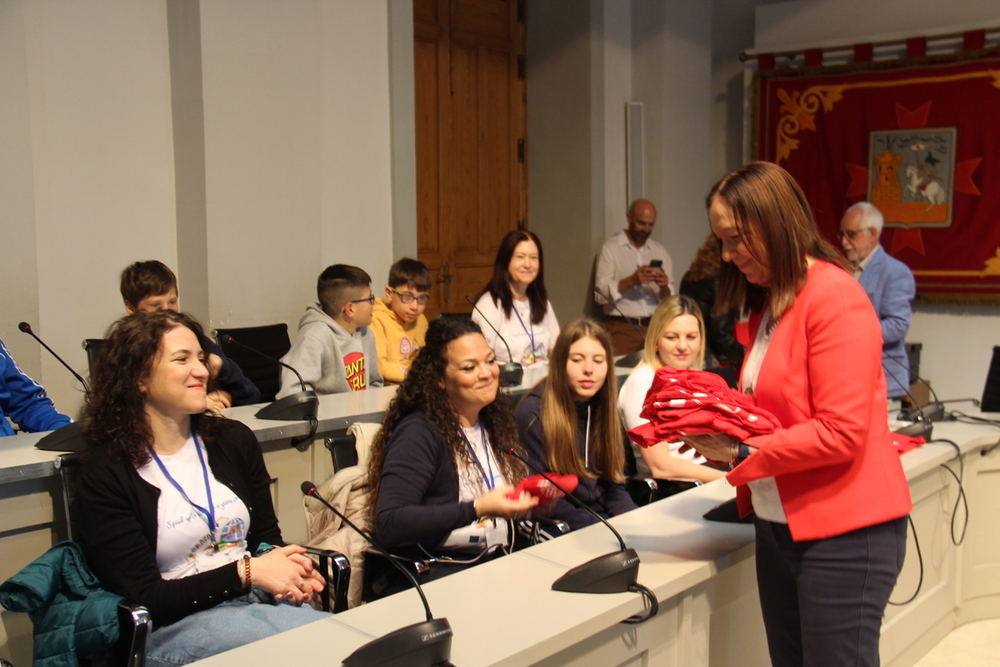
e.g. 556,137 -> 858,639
370,258 -> 431,383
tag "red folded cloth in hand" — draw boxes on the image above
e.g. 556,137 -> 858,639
507,474 -> 578,502
628,367 -> 780,448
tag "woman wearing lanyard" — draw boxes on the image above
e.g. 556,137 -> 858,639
687,162 -> 911,667
77,311 -> 326,666
366,317 -> 538,597
471,230 -> 560,366
515,320 -> 637,530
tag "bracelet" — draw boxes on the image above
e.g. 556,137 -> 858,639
241,553 -> 252,591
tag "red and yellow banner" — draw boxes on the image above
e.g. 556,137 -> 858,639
755,51 -> 1000,302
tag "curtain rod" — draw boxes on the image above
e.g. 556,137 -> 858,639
740,26 -> 1000,63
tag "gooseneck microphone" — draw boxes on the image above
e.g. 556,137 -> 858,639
593,288 -> 645,368
218,334 -> 318,424
465,295 -> 524,387
300,482 -> 453,667
19,322 -> 89,393
502,448 -> 657,622
19,322 -> 88,453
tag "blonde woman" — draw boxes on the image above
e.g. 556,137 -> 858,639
618,296 -> 726,485
515,320 -> 637,530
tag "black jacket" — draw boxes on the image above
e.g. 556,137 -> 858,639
77,418 -> 280,626
515,385 -> 636,530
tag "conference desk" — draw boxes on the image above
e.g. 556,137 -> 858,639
188,417 -> 1000,667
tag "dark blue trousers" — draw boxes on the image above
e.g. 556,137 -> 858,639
754,515 -> 908,667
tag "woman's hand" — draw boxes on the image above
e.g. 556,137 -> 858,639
250,544 -> 325,605
678,433 -> 738,464
474,486 -> 539,519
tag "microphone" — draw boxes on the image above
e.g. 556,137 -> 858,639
503,448 -> 657,622
465,296 -> 524,387
218,334 -> 318,422
884,354 -> 945,424
19,322 -> 89,393
593,288 -> 645,368
19,322 -> 88,453
300,482 -> 453,667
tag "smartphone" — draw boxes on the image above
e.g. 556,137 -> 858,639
649,259 -> 663,268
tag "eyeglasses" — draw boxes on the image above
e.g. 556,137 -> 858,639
837,228 -> 871,240
349,294 -> 376,306
391,289 -> 430,305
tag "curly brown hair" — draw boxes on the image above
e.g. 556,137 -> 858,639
685,233 -> 722,283
83,310 -> 223,467
365,317 -> 527,523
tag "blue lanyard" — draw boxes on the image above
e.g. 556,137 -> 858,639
459,422 -> 495,491
511,304 -> 536,361
150,432 -> 219,551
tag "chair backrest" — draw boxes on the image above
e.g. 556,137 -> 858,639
83,339 -> 105,376
215,324 -> 291,403
982,346 -> 1000,412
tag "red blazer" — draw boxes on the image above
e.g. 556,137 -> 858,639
728,261 -> 911,541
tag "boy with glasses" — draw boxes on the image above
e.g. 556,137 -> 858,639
370,258 -> 432,384
278,264 -> 383,398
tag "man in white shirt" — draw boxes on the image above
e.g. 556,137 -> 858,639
595,198 -> 673,354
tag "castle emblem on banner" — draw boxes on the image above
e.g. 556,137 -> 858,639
868,127 -> 955,228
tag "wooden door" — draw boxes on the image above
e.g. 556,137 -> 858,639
414,0 -> 527,316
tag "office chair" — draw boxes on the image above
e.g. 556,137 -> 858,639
215,323 -> 291,402
83,338 -> 105,375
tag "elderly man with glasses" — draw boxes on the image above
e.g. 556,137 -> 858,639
839,202 -> 916,408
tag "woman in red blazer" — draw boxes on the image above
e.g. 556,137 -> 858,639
689,162 -> 911,667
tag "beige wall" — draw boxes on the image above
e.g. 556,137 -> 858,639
2,0 -> 396,418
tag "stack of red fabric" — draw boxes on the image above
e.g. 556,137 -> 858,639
627,367 -> 781,448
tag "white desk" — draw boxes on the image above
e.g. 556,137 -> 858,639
189,417 -> 1000,667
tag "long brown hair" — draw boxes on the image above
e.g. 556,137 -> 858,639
83,311 -> 222,467
707,161 -> 849,321
539,320 -> 625,483
366,317 -> 527,522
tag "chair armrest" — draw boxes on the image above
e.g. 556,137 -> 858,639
302,547 -> 351,613
114,601 -> 151,667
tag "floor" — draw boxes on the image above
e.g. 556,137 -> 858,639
913,618 -> 1000,666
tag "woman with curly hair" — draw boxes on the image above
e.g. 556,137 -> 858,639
77,311 -> 326,666
515,320 -> 637,530
471,229 -> 560,365
366,317 -> 538,596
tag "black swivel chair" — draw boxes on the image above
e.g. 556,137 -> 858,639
215,324 -> 291,403
83,338 -> 105,375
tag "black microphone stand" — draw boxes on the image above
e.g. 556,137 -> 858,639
504,449 -> 657,622
219,335 -> 318,449
19,322 -> 88,452
465,296 -> 524,387
300,482 -> 453,667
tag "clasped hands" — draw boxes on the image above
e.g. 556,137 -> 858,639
636,265 -> 668,288
252,544 -> 325,606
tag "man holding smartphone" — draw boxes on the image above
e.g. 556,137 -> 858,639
595,198 -> 674,355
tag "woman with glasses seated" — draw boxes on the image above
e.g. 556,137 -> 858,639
471,230 -> 560,367
78,311 -> 327,666
366,317 -> 538,598
617,295 -> 725,489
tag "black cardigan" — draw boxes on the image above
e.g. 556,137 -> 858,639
374,411 -> 479,552
77,418 -> 281,626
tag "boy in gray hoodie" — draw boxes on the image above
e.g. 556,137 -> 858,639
277,264 -> 384,398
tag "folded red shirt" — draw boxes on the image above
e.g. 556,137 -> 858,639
628,367 -> 780,447
507,474 -> 578,502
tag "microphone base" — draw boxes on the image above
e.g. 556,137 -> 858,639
499,362 -> 523,387
552,548 -> 640,594
342,618 -> 452,667
35,421 -> 87,452
254,391 -> 318,421
900,402 -> 946,423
